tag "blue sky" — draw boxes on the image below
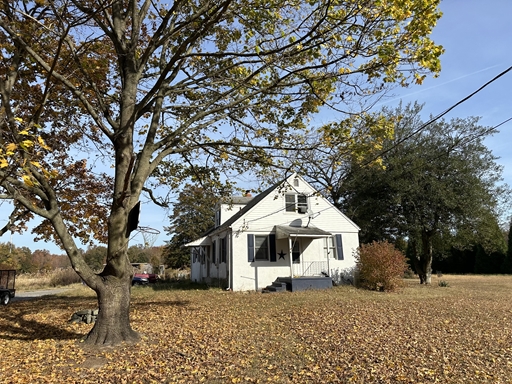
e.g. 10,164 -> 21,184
382,0 -> 512,184
2,0 -> 512,255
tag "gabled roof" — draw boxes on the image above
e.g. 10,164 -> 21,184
196,173 -> 359,239
221,196 -> 253,205
210,177 -> 286,235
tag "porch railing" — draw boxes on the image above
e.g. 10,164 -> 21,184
292,261 -> 329,277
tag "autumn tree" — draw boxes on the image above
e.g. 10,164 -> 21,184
0,1 -> 443,345
266,110 -> 396,207
0,242 -> 18,269
13,246 -> 35,273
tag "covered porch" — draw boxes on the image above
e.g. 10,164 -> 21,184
275,225 -> 333,278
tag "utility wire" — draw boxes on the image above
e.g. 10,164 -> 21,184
376,115 -> 512,185
229,66 -> 512,227
362,64 -> 512,167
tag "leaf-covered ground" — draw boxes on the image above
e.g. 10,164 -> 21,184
1,275 -> 512,383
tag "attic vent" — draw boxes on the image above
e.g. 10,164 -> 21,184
293,178 -> 299,187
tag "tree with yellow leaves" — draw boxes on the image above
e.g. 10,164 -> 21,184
0,0 -> 443,346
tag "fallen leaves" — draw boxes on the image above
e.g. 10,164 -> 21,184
1,275 -> 512,383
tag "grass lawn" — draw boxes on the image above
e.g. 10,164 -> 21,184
1,275 -> 512,383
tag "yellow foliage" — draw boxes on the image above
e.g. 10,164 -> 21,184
5,143 -> 17,154
22,174 -> 35,187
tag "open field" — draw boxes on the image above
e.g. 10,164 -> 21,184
1,275 -> 512,383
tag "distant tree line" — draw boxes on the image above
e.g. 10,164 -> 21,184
430,219 -> 512,275
80,245 -> 166,272
0,243 -> 70,272
0,243 -> 165,273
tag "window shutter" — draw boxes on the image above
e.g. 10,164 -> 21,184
221,237 -> 227,263
335,234 -> 344,260
212,240 -> 216,264
247,234 -> 254,262
269,234 -> 276,262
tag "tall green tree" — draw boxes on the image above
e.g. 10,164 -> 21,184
163,185 -> 220,269
502,219 -> 512,274
0,1 -> 443,345
326,104 -> 509,283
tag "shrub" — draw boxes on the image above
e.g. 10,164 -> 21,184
15,272 -> 53,290
49,268 -> 83,287
355,241 -> 409,292
403,268 -> 415,279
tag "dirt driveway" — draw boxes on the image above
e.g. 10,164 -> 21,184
13,288 -> 72,301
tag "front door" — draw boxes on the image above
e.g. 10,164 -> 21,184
292,240 -> 302,276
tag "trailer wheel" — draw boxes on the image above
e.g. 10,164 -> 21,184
1,293 -> 9,306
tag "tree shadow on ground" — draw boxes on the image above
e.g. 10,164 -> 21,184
0,295 -> 95,341
131,299 -> 191,308
146,280 -> 211,291
0,311 -> 84,341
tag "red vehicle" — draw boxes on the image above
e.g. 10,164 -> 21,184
132,273 -> 158,286
0,270 -> 16,305
131,263 -> 159,286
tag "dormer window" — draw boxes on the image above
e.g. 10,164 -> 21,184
285,194 -> 308,214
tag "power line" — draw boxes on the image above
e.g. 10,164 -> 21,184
235,66 -> 512,227
363,64 -> 512,167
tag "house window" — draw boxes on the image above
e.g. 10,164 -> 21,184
285,194 -> 308,214
254,236 -> 269,260
248,234 -> 276,262
325,234 -> 344,260
324,236 -> 336,259
201,246 -> 209,264
285,194 -> 295,212
220,237 -> 227,263
292,241 -> 300,264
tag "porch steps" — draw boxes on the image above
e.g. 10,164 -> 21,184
261,280 -> 288,293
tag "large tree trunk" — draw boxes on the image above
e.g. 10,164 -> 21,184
416,257 -> 432,284
83,274 -> 140,346
417,230 -> 433,284
49,211 -> 140,346
80,196 -> 142,346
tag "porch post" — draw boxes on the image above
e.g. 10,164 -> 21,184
228,233 -> 232,291
289,236 -> 293,277
326,237 -> 330,276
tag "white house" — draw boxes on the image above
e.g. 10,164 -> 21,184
186,174 -> 360,291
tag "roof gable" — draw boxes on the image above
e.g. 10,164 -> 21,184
210,173 -> 359,234
212,178 -> 282,233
